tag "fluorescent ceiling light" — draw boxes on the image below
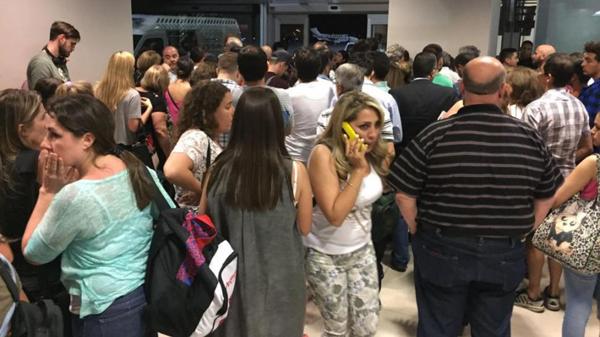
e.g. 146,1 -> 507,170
594,10 -> 600,16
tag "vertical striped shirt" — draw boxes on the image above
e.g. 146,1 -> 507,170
523,88 -> 590,177
388,104 -> 563,237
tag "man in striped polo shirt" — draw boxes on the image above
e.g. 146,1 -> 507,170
388,56 -> 563,337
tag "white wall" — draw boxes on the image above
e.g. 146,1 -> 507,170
0,0 -> 133,89
387,0 -> 501,58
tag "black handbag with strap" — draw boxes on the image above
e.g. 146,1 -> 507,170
0,260 -> 63,337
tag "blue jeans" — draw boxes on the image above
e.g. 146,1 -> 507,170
412,228 -> 525,337
72,286 -> 147,337
562,268 -> 600,337
391,216 -> 410,268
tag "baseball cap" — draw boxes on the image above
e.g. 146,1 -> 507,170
271,50 -> 291,65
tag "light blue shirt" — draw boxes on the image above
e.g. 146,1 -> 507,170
362,79 -> 403,143
25,169 -> 174,317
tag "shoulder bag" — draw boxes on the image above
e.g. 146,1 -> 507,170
532,154 -> 600,275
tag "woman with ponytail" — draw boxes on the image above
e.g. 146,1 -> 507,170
21,94 -> 173,337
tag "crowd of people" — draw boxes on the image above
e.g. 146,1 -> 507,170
0,19 -> 600,337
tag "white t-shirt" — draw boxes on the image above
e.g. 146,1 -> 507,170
285,81 -> 336,163
440,66 -> 461,84
508,104 -> 525,120
303,165 -> 383,255
171,129 -> 222,207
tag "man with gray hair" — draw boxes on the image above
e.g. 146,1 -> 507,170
315,63 -> 394,143
316,63 -> 364,135
389,56 -> 563,337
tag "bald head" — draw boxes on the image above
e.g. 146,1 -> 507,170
533,44 -> 556,67
462,56 -> 506,95
162,45 -> 179,68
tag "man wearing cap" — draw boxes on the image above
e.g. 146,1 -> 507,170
265,50 -> 291,89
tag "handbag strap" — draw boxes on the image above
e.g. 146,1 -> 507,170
594,154 -> 600,180
594,154 -> 600,203
200,139 -> 212,195
143,167 -> 172,213
206,139 -> 212,169
0,259 -> 18,303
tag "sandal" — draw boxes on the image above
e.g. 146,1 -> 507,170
544,286 -> 560,311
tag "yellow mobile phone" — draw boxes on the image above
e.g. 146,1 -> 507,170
342,122 -> 366,151
342,121 -> 358,141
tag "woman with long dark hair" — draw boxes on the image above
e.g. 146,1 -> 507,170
199,87 -> 312,337
21,94 -> 173,337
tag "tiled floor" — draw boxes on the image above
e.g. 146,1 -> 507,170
304,258 -> 600,337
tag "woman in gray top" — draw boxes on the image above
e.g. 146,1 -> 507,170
96,51 -> 152,146
199,87 -> 312,337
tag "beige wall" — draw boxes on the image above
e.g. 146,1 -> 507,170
387,0 -> 501,58
0,0 -> 133,89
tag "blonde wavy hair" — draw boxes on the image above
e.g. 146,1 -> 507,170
95,51 -> 135,112
140,65 -> 170,93
317,91 -> 389,180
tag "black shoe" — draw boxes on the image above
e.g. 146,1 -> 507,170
389,262 -> 407,272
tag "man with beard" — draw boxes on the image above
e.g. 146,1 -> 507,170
27,21 -> 80,89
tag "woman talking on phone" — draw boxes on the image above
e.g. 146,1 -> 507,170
305,91 -> 389,337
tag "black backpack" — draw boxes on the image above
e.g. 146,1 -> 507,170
143,169 -> 238,337
0,259 -> 63,337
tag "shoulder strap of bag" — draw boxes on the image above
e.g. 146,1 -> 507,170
200,140 -> 212,196
594,154 -> 600,180
0,261 -> 19,303
166,89 -> 180,110
143,167 -> 171,213
292,161 -> 299,205
206,139 -> 212,168
265,75 -> 275,86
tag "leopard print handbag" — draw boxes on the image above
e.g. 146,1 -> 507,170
532,154 -> 600,275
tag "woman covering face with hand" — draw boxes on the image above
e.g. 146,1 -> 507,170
21,94 -> 174,337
